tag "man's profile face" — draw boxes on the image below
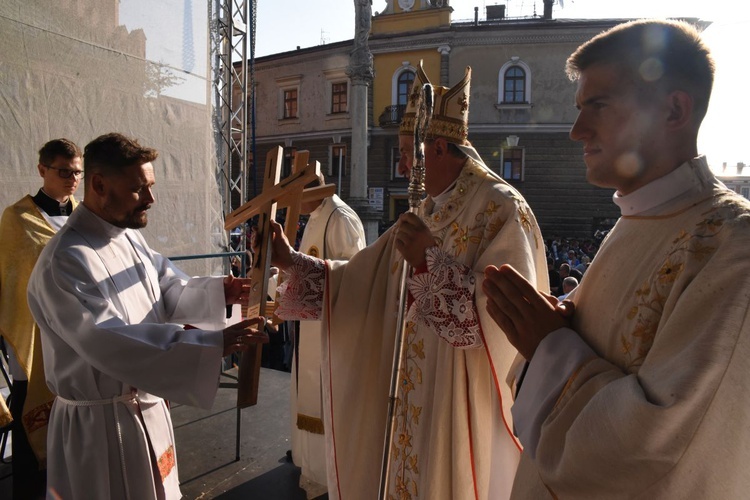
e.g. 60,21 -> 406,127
39,155 -> 82,201
100,162 -> 156,229
569,62 -> 663,195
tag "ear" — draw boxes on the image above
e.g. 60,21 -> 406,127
665,90 -> 694,130
37,163 -> 46,178
89,172 -> 107,197
433,137 -> 448,156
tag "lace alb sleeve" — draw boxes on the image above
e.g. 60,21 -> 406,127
275,251 -> 326,320
406,247 -> 483,349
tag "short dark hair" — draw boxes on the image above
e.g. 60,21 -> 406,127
304,172 -> 326,190
84,133 -> 158,176
446,142 -> 468,159
566,19 -> 715,123
38,138 -> 82,166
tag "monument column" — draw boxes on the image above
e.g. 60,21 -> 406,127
347,0 -> 380,244
438,45 -> 451,86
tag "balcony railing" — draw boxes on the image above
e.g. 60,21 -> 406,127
378,104 -> 406,128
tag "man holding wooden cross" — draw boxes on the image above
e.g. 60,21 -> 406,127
27,133 -> 267,500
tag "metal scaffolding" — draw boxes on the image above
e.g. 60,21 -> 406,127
209,0 -> 256,460
210,0 -> 256,259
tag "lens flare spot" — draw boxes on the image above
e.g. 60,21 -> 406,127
614,152 -> 644,179
639,57 -> 664,83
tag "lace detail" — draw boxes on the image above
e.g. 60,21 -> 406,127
275,251 -> 325,320
407,247 -> 483,348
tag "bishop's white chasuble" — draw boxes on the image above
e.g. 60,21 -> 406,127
278,158 -> 548,499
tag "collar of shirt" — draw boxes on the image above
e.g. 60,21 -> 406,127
33,189 -> 72,217
77,203 -> 128,239
427,181 -> 457,215
308,196 -> 330,220
612,156 -> 714,216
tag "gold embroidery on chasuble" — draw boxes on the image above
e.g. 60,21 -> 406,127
158,444 -> 176,482
621,208 -> 724,371
511,193 -> 540,249
391,321 -> 424,500
24,400 -> 53,433
307,245 -> 320,258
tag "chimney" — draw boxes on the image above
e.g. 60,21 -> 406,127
474,6 -> 479,26
738,162 -> 746,175
722,162 -> 727,173
486,5 -> 506,20
543,0 -> 554,19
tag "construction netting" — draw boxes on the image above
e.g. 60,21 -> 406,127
0,0 -> 229,276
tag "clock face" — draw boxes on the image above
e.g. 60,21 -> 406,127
398,0 -> 415,10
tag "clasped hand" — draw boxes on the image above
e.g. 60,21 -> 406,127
483,264 -> 574,360
395,212 -> 436,269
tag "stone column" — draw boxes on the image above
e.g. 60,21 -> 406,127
347,0 -> 380,244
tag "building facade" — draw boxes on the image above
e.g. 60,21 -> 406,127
241,1 -> 639,241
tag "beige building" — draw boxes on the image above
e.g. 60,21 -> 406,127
718,163 -> 750,199
241,1 -> 695,240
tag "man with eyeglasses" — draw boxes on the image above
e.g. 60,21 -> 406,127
0,138 -> 82,498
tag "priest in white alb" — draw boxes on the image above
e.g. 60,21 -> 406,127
27,133 -> 265,500
291,172 -> 366,487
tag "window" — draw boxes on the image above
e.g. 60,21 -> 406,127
283,88 -> 298,119
331,82 -> 347,114
330,144 -> 346,177
324,69 -> 349,117
276,74 -> 302,120
741,186 -> 750,199
392,146 -> 405,179
501,147 -> 524,181
497,58 -> 532,106
504,67 -> 526,103
397,70 -> 415,106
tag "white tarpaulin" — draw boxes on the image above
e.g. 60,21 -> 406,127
0,0 -> 228,276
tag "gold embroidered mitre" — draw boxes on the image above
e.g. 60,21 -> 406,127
398,60 -> 430,137
427,66 -> 471,145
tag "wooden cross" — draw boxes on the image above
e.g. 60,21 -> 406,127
224,145 -> 335,408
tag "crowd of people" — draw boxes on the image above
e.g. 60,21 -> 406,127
1,18 -> 749,500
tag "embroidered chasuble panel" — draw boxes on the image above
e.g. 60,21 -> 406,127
572,198 -> 746,374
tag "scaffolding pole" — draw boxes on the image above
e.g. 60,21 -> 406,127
209,0 -> 255,461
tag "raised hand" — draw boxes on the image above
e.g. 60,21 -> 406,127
250,220 -> 295,271
394,212 -> 436,269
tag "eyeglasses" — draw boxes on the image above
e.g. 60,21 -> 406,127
44,165 -> 84,179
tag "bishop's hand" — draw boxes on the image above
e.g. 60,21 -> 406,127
251,220 -> 295,271
395,212 -> 436,269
